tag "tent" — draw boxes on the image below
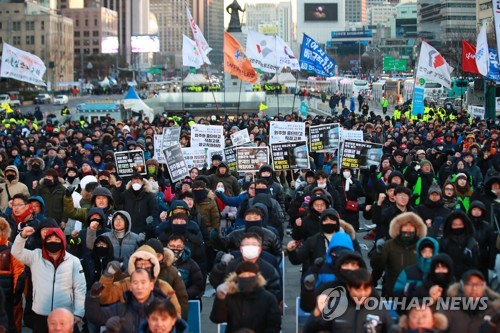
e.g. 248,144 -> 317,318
268,72 -> 297,84
121,87 -> 154,119
182,73 -> 208,86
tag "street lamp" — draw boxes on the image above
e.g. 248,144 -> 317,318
364,45 -> 382,78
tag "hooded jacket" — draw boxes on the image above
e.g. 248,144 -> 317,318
11,228 -> 86,317
440,211 -> 479,280
314,232 -> 355,287
165,246 -> 204,301
467,201 -> 497,276
28,196 -> 46,221
34,177 -> 66,223
393,237 -> 439,296
470,175 -> 500,222
391,311 -> 448,333
64,185 -> 116,227
208,162 -> 240,196
0,165 -> 30,212
82,235 -> 114,289
98,245 -> 183,318
382,212 -> 427,296
414,253 -> 456,299
21,157 -> 45,194
210,272 -> 281,333
249,194 -> 285,239
291,194 -> 330,241
86,210 -> 141,271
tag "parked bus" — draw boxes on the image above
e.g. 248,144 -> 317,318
447,78 -> 469,98
339,78 -> 370,97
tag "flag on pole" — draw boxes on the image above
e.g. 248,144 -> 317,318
182,35 -> 203,69
492,0 -> 500,63
186,6 -> 211,65
299,34 -> 336,77
245,31 -> 279,73
259,103 -> 268,111
0,42 -> 46,86
415,41 -> 453,88
224,32 -> 257,83
461,40 -> 480,74
476,22 -> 490,76
276,36 -> 300,70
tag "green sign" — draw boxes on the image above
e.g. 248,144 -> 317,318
383,56 -> 407,71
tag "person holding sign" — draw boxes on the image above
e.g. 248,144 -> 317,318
208,162 -> 240,197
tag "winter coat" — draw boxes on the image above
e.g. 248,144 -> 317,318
86,211 -> 142,271
414,253 -> 456,300
85,289 -> 169,333
195,192 -> 220,233
208,163 -> 240,196
20,157 -> 45,195
219,226 -> 282,258
63,187 -> 116,227
291,194 -> 330,241
470,176 -> 500,222
11,229 -> 86,317
33,177 -> 66,223
112,179 -> 159,235
0,165 -> 30,213
82,234 -> 114,290
314,232 -> 355,287
372,199 -> 416,240
248,194 -> 285,239
393,237 -> 439,296
439,211 -> 479,280
464,161 -> 483,188
389,311 -> 448,333
333,176 -> 365,230
416,199 -> 451,238
210,272 -> 281,333
169,247 -> 204,300
382,212 -> 427,296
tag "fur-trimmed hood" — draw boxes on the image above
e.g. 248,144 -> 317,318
128,245 -> 161,279
389,212 -> 427,239
0,217 -> 11,241
340,220 -> 356,240
4,165 -> 19,184
145,158 -> 159,169
397,312 -> 448,331
162,247 -> 175,267
223,271 -> 267,295
38,177 -> 65,187
125,179 -> 152,192
446,282 -> 500,310
27,157 -> 45,171
442,210 -> 474,238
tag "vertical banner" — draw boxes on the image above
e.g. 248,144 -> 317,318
162,127 -> 181,150
269,121 -> 306,144
235,147 -> 270,172
223,146 -> 238,171
309,123 -> 340,152
412,86 -> 425,116
494,0 -> 500,64
341,140 -> 383,169
163,144 -> 189,183
153,134 -> 167,163
230,128 -> 251,146
270,141 -> 310,170
114,150 -> 147,177
190,125 -> 225,149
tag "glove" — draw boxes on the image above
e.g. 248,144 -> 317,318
370,164 -> 378,174
164,179 -> 171,187
414,164 -> 421,171
90,281 -> 105,297
303,274 -> 316,291
221,253 -> 234,265
146,216 -> 154,225
138,233 -> 146,242
209,229 -> 219,239
69,236 -> 81,247
103,260 -> 121,278
65,186 -> 75,197
105,316 -> 124,333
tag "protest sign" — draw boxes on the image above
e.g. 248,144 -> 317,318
341,140 -> 383,169
114,150 -> 146,177
340,129 -> 364,142
269,121 -> 306,144
162,127 -> 181,150
163,144 -> 189,183
223,146 -> 238,171
153,135 -> 167,163
309,123 -> 340,152
270,141 -> 310,170
181,148 -> 207,170
236,147 -> 269,172
469,106 -> 485,119
191,124 -> 225,149
230,128 -> 251,146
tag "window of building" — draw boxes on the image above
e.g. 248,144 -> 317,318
41,21 -> 45,30
85,19 -> 88,27
93,48 -> 99,54
0,22 -> 2,29
75,40 -> 80,46
83,31 -> 90,37
12,36 -> 21,45
75,31 -> 80,37
12,22 -> 21,31
75,48 -> 80,54
84,40 -> 90,46
92,31 -> 99,37
94,19 -> 98,26
26,36 -> 35,45
92,39 -> 99,45
41,35 -> 45,44
76,19 -> 79,27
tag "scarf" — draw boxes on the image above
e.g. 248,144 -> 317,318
344,176 -> 353,192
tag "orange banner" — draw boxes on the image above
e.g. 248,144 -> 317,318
224,32 -> 257,84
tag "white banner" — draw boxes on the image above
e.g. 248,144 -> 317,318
0,43 -> 46,86
276,35 -> 300,70
269,121 -> 306,144
416,41 -> 453,88
181,148 -> 225,170
496,97 -> 500,112
493,0 -> 500,67
153,134 -> 167,163
340,129 -> 364,142
182,35 -> 203,69
230,128 -> 251,146
469,105 -> 485,119
190,124 -> 225,149
162,127 -> 181,151
476,23 -> 490,76
186,6 -> 211,65
246,31 -> 279,73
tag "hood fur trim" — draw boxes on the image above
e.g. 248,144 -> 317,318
162,247 -> 175,267
128,245 -> 160,279
398,312 -> 448,330
447,282 -> 500,309
389,212 -> 427,239
340,220 -> 356,240
125,179 -> 152,192
224,271 -> 267,295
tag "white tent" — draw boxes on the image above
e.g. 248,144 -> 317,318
182,73 -> 208,86
122,87 -> 154,119
268,72 -> 297,84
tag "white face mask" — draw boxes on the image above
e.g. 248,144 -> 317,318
317,182 -> 327,189
132,183 -> 142,191
343,171 -> 351,179
241,245 -> 260,260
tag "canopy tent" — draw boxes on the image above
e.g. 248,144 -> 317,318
121,86 -> 154,119
268,72 -> 297,84
182,73 -> 208,86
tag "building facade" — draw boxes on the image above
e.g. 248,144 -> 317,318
346,0 -> 367,23
245,1 -> 293,45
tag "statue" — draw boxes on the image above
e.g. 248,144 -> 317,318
226,0 -> 245,32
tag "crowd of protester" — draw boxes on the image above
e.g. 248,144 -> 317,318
0,104 -> 498,333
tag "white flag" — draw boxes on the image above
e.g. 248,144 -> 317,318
476,22 -> 490,76
276,36 -> 300,70
182,35 -> 203,69
416,41 -> 453,88
186,6 -> 211,65
0,43 -> 46,86
246,30 -> 280,73
493,0 -> 500,64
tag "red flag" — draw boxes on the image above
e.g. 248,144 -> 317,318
224,32 -> 257,84
462,40 -> 480,74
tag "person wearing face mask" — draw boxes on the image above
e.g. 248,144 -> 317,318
247,185 -> 286,239
96,170 -> 116,190
439,211 -> 479,280
63,166 -> 80,188
33,168 -> 67,228
416,183 -> 451,238
471,175 -> 500,222
43,147 -> 64,172
12,226 -> 86,333
333,167 -> 365,231
210,261 -> 281,333
191,181 -> 220,238
292,194 -> 331,241
145,158 -> 168,190
0,165 -> 29,212
209,232 -> 282,302
112,173 -> 159,237
208,161 -> 240,196
405,159 -> 437,206
461,152 -> 483,188
85,235 -> 115,289
303,170 -> 342,210
257,164 -> 285,212
381,212 -> 427,297
414,253 -> 456,304
393,237 -> 439,297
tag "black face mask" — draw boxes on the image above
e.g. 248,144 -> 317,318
238,276 -> 258,293
94,247 -> 108,258
321,222 -> 339,234
45,179 -> 54,187
67,176 -> 77,183
255,188 -> 270,195
6,174 -> 16,182
260,176 -> 271,182
450,227 -> 465,235
433,272 -> 449,285
45,241 -> 62,253
32,164 -> 40,170
172,249 -> 183,262
399,231 -> 417,245
192,189 -> 207,202
171,224 -> 187,235
245,219 -> 262,231
99,179 -> 110,186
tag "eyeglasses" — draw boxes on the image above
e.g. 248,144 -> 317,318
12,203 -> 26,208
444,187 -> 454,191
464,282 -> 485,288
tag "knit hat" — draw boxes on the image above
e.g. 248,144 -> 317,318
428,182 -> 442,196
416,149 -> 426,155
419,159 -> 432,168
235,261 -> 260,275
145,238 -> 164,255
455,173 -> 468,181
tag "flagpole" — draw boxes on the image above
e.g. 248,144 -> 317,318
181,66 -> 184,112
237,79 -> 243,118
202,63 -> 220,114
291,70 -> 299,113
274,35 -> 280,114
